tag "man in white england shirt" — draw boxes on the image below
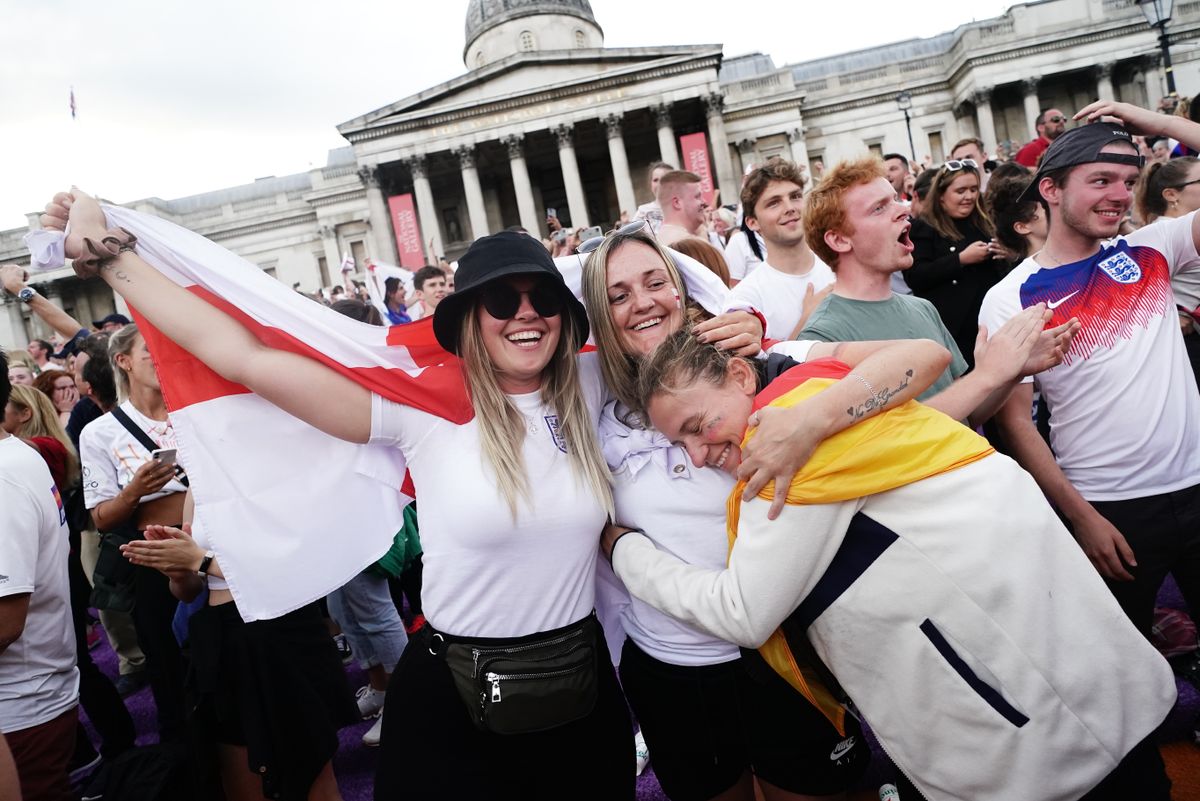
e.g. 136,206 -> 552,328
730,158 -> 834,340
980,103 -> 1200,655
0,352 -> 79,801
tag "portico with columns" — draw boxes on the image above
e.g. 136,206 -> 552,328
337,0 -> 741,259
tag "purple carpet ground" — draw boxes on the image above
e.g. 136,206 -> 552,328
82,579 -> 1200,800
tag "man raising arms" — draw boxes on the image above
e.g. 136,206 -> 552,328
981,103 -> 1200,649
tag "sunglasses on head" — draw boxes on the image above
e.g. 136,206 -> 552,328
479,279 -> 564,320
942,158 -> 979,172
577,219 -> 651,255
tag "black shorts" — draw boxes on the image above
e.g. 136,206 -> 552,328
619,638 -> 868,801
188,601 -> 358,800
375,619 -> 635,801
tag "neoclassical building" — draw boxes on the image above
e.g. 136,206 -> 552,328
3,0 -> 1197,348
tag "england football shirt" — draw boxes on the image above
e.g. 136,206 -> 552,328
979,212 -> 1200,501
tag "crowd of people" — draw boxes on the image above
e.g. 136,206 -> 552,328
2,94 -> 1199,801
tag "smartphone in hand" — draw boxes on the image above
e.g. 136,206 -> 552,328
151,448 -> 178,467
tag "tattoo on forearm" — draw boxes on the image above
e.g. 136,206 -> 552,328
100,263 -> 132,284
846,368 -> 914,421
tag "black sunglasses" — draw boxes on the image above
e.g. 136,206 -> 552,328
577,219 -> 650,255
479,280 -> 564,320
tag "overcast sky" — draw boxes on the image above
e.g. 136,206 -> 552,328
1,0 -> 1014,230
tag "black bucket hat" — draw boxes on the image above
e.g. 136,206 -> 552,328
1019,122 -> 1145,203
432,231 -> 588,355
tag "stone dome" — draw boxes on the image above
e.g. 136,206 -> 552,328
464,0 -> 604,67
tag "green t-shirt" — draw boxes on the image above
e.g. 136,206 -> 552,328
797,292 -> 967,401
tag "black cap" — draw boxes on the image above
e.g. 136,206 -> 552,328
1019,122 -> 1145,203
93,313 -> 132,329
431,231 -> 588,355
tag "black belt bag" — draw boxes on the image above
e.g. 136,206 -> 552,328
427,613 -> 600,735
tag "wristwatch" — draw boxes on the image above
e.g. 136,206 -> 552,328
196,550 -> 215,578
16,287 -> 35,304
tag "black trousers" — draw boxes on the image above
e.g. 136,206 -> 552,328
1089,481 -> 1200,638
131,565 -> 188,742
68,549 -> 135,759
374,624 -> 634,801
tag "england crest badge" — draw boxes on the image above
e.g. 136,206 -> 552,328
1098,251 -> 1141,284
544,414 -> 567,453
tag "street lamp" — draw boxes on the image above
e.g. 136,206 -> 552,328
896,91 -> 916,162
1136,0 -> 1177,96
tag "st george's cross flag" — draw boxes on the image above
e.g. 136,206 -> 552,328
27,208 -> 734,621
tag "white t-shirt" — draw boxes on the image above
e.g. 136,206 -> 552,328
724,230 -> 766,282
978,212 -> 1200,501
0,436 -> 78,732
597,402 -> 740,666
729,255 -> 836,340
369,354 -> 608,637
80,401 -> 187,510
633,201 -> 663,232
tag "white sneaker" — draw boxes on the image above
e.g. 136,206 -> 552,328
355,685 -> 387,719
634,729 -> 650,776
362,711 -> 384,747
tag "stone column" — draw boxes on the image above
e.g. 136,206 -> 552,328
504,135 -> 542,235
1096,62 -> 1116,103
0,299 -> 27,350
358,166 -> 400,265
704,93 -> 738,207
69,284 -> 95,332
318,225 -> 341,282
972,89 -> 999,158
455,146 -> 490,241
555,124 -> 590,228
954,103 -> 978,140
1021,78 -> 1042,141
405,156 -> 443,261
736,137 -> 759,168
605,115 -> 638,218
654,104 -> 679,167
786,128 -> 810,174
1142,55 -> 1166,110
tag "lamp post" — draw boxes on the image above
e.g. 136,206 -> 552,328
1136,0 -> 1177,96
896,91 -> 916,162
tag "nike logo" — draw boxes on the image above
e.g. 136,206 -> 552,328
1046,290 -> 1080,310
829,736 -> 857,761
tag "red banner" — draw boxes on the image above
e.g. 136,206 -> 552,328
387,193 -> 425,269
680,132 -> 716,206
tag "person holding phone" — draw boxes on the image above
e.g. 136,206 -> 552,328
78,324 -> 189,743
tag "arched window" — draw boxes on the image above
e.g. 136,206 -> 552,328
519,30 -> 536,51
574,29 -> 586,48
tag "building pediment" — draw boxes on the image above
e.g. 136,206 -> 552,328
338,44 -> 722,142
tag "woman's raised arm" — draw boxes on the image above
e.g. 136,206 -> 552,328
46,190 -> 372,443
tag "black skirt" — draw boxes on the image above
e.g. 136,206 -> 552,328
187,601 -> 358,801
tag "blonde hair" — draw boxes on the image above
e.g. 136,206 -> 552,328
108,324 -> 142,401
458,302 -> 613,520
8,384 -> 80,480
581,231 -> 703,415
